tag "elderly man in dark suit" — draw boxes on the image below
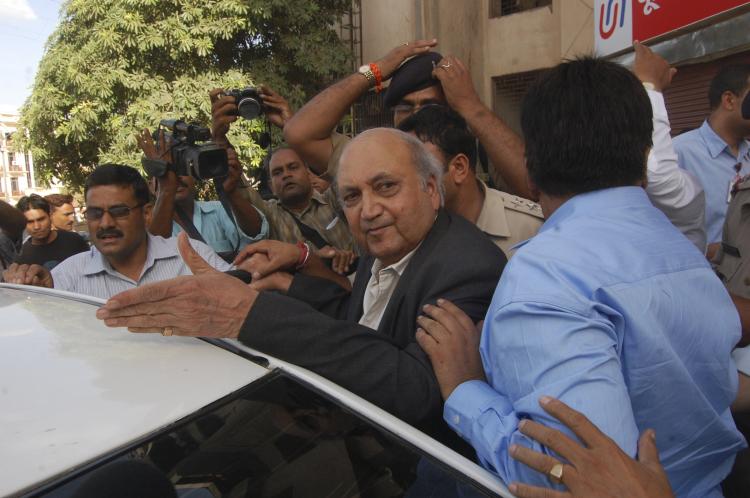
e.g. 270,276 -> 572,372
96,128 -> 506,450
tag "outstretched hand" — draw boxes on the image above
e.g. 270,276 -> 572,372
96,233 -> 256,337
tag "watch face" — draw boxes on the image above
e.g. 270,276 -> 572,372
358,65 -> 370,73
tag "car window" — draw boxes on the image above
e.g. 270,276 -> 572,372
39,372 -> 494,498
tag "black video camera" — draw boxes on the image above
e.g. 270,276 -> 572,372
225,87 -> 264,120
143,119 -> 228,181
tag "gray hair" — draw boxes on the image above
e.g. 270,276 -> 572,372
335,128 -> 445,206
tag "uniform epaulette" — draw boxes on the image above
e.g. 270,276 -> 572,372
500,192 -> 545,219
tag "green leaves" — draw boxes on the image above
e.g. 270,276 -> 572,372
18,0 -> 351,192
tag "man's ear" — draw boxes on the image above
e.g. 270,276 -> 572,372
142,202 -> 154,222
722,90 -> 738,111
448,154 -> 471,185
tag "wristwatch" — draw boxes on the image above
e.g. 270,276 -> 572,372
358,64 -> 376,87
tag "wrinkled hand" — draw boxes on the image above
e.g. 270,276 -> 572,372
316,246 -> 356,275
210,88 -> 238,145
415,298 -> 486,400
234,239 -> 301,280
259,85 -> 294,129
2,263 -> 53,288
96,232 -> 257,337
632,41 -> 676,92
375,38 -> 438,80
509,397 -> 675,498
431,55 -> 482,114
223,147 -> 243,194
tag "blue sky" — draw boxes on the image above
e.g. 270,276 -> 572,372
0,0 -> 64,113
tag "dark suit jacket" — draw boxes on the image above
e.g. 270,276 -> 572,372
238,209 -> 506,449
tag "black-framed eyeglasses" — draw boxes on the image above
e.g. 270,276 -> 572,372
84,203 -> 145,221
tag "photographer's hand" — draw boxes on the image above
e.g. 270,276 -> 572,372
259,85 -> 294,129
137,128 -> 173,163
223,147 -> 264,237
209,88 -> 238,146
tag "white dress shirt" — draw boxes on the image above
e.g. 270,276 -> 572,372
645,89 -> 707,252
358,246 -> 419,330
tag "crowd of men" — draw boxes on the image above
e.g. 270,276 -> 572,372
2,38 -> 750,498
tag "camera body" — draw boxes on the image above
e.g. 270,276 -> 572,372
144,119 -> 228,181
225,87 -> 264,120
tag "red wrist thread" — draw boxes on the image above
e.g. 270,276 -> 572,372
370,63 -> 383,93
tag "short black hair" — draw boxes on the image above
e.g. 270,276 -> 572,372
84,164 -> 150,205
521,57 -> 652,197
709,64 -> 750,109
397,105 -> 477,170
16,194 -> 50,214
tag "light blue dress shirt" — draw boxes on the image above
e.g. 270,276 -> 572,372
673,120 -> 750,244
52,234 -> 231,300
444,187 -> 745,497
171,200 -> 268,254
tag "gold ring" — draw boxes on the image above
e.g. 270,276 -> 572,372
162,326 -> 174,337
441,63 -> 452,69
548,463 -> 564,484
403,42 -> 409,46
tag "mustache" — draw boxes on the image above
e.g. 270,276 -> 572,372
96,228 -> 124,239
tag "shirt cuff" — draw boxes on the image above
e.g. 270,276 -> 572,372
734,346 -> 750,376
444,379 -> 513,441
237,205 -> 270,244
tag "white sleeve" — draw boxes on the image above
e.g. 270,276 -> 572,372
644,89 -> 707,252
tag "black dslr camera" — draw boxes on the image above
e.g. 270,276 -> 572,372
143,119 -> 228,180
225,87 -> 264,120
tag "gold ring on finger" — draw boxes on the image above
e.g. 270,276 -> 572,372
548,462 -> 564,484
441,63 -> 452,69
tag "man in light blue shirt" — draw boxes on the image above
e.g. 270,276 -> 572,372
3,164 -> 230,300
417,58 -> 745,497
673,64 -> 750,254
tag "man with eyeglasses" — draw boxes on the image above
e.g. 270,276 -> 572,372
2,164 -> 230,299
282,39 -> 531,199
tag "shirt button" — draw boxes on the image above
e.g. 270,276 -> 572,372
452,414 -> 461,425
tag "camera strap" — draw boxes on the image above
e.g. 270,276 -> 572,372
172,181 -> 239,265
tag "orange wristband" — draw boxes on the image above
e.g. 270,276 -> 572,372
370,63 -> 383,93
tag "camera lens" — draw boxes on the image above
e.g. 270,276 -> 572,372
237,97 -> 262,120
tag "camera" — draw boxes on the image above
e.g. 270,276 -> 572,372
225,87 -> 264,120
143,119 -> 228,181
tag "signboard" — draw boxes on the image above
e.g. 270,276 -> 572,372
595,0 -> 750,56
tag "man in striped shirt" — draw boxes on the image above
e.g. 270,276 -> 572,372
2,164 -> 229,300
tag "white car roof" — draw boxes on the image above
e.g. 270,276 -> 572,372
0,284 -> 510,498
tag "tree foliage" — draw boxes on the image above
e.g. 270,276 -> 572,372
17,0 -> 351,191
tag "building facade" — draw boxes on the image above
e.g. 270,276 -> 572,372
355,0 -> 750,182
0,111 -> 37,203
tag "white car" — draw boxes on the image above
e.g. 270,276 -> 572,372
0,284 -> 511,498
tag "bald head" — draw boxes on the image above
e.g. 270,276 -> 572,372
335,128 -> 443,265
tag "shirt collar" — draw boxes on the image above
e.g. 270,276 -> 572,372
538,186 -> 649,237
699,120 -> 733,159
475,180 -> 511,238
83,233 -> 179,277
371,243 -> 421,280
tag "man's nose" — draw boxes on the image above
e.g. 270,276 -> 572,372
98,211 -> 116,227
360,191 -> 383,221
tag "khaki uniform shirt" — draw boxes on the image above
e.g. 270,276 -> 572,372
238,183 -> 355,251
325,131 -> 351,179
475,181 -> 544,258
714,177 -> 750,299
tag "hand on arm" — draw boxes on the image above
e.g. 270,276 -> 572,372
96,233 -> 257,336
432,55 -> 530,198
415,298 -> 486,400
509,397 -> 674,498
315,245 -> 356,275
2,263 -> 53,288
234,239 -> 352,291
283,39 -> 437,175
